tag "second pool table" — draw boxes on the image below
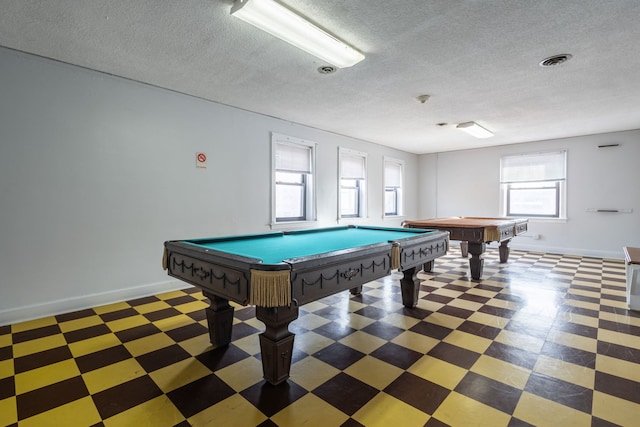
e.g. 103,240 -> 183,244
163,225 -> 449,385
403,217 -> 528,280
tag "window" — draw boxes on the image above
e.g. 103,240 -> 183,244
383,158 -> 404,217
339,148 -> 367,219
272,134 -> 316,223
500,150 -> 567,218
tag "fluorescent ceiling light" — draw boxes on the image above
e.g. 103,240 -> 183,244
231,0 -> 365,68
456,122 -> 494,139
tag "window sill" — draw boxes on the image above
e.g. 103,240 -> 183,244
383,215 -> 405,220
527,217 -> 568,223
338,217 -> 368,225
270,220 -> 318,230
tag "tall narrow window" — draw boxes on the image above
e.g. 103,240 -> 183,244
500,150 -> 567,218
272,134 -> 316,223
384,158 -> 404,217
339,148 -> 367,219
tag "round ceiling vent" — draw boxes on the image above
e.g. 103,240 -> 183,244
539,54 -> 573,67
317,65 -> 336,74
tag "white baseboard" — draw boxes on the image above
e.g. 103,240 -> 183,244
508,243 -> 625,260
0,280 -> 192,327
448,239 -> 626,260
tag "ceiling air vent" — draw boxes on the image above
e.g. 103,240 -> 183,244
317,65 -> 336,74
539,54 -> 573,67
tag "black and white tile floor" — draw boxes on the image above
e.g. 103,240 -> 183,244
2,246 -> 638,426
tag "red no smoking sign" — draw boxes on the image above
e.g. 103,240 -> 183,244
196,152 -> 207,168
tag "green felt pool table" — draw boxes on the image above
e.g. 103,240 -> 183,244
163,225 -> 449,385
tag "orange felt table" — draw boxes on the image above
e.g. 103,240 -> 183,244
403,217 -> 528,280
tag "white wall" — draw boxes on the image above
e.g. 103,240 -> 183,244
418,131 -> 640,258
0,48 -> 418,325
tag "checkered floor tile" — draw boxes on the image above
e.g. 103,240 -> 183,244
1,246 -> 639,426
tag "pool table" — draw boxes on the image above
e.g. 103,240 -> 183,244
403,217 -> 528,280
163,225 -> 448,385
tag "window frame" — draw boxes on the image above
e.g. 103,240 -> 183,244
383,157 -> 404,218
500,150 -> 567,219
271,133 -> 317,225
339,179 -> 361,218
506,181 -> 561,218
275,171 -> 307,222
338,148 -> 367,220
384,187 -> 399,216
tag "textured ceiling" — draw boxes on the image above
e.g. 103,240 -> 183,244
1,0 -> 639,154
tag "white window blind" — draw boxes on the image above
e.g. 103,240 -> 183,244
384,161 -> 403,187
340,153 -> 366,179
500,151 -> 566,183
275,143 -> 311,173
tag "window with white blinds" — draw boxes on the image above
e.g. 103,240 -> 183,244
383,158 -> 404,217
500,151 -> 566,184
272,133 -> 316,223
339,148 -> 367,219
275,142 -> 312,174
500,150 -> 567,218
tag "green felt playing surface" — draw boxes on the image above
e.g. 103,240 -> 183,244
185,226 -> 433,264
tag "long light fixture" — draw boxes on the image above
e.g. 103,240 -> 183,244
230,0 -> 365,68
456,122 -> 494,138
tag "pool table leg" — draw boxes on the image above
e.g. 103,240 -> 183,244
467,242 -> 486,280
422,260 -> 434,273
203,292 -> 234,347
255,305 -> 299,386
460,241 -> 469,257
400,266 -> 419,308
499,239 -> 511,263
